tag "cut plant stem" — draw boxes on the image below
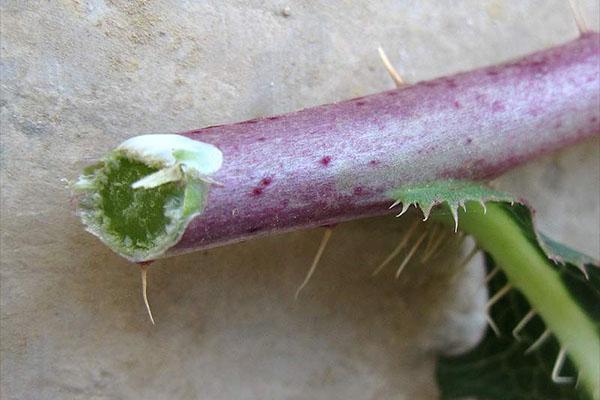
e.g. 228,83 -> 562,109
75,33 -> 599,262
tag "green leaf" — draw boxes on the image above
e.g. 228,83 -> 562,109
387,180 -> 513,230
437,256 -> 596,400
389,180 -> 600,399
539,233 -> 597,273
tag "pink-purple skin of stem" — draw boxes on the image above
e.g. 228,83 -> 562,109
166,33 -> 600,258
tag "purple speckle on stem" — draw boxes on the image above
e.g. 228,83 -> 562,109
492,100 -> 505,112
320,156 -> 332,166
251,177 -> 272,196
353,187 -> 364,195
137,260 -> 155,267
521,60 -> 548,75
444,78 -> 458,88
465,137 -> 473,144
164,33 -> 599,260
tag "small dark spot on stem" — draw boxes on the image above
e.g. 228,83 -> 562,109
252,187 -> 263,196
260,177 -> 272,186
453,100 -> 461,109
137,260 -> 155,267
491,100 -> 505,112
257,137 -> 266,142
320,156 -> 332,166
444,78 -> 457,88
356,100 -> 366,106
465,137 -> 473,144
196,123 -> 226,131
369,160 -> 380,165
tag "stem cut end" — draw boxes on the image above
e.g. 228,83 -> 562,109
73,134 -> 222,261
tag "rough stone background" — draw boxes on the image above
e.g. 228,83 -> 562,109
1,1 -> 598,399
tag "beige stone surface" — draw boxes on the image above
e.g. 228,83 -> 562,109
1,1 -> 598,399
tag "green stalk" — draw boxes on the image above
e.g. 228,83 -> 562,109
439,202 -> 599,397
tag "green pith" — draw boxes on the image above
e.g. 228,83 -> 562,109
97,156 -> 184,250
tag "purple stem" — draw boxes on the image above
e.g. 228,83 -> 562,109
169,33 -> 600,258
